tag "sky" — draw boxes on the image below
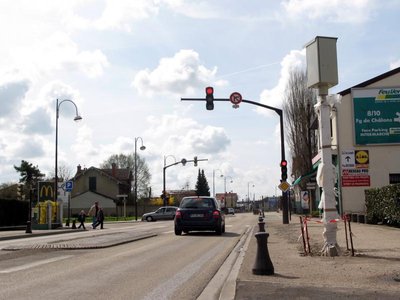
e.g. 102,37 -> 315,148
1,0 -> 400,201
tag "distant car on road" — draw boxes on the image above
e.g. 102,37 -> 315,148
141,206 -> 178,222
227,208 -> 235,215
174,196 -> 225,235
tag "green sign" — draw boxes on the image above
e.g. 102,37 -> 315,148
353,87 -> 400,145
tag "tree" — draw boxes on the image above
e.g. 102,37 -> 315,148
100,153 -> 151,198
14,160 -> 45,189
282,68 -> 318,187
47,164 -> 74,182
195,169 -> 210,196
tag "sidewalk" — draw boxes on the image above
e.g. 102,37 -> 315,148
234,212 -> 400,299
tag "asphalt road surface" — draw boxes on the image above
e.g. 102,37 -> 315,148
0,213 -> 254,300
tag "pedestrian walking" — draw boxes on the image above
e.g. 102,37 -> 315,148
88,201 -> 99,229
93,207 -> 104,229
77,210 -> 86,230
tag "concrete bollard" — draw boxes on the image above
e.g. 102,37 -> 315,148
252,232 -> 274,275
72,219 -> 77,229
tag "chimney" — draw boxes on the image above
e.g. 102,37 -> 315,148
77,164 -> 82,174
112,163 -> 116,177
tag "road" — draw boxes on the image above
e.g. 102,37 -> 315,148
0,213 -> 255,300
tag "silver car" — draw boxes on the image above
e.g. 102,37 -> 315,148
141,206 -> 178,222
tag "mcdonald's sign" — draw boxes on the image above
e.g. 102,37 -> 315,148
38,181 -> 54,202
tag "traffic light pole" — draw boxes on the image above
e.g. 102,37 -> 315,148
181,97 -> 289,224
162,158 -> 208,207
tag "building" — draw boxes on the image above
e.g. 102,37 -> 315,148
215,192 -> 239,208
70,164 -> 132,216
336,67 -> 400,214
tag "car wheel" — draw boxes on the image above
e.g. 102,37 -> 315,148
216,226 -> 222,235
175,227 -> 182,235
146,216 -> 153,222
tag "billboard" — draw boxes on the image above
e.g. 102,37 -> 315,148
38,181 -> 55,202
352,87 -> 400,145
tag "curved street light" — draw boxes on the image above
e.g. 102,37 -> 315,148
212,169 -> 223,198
134,137 -> 146,221
224,176 -> 233,208
55,99 -> 82,226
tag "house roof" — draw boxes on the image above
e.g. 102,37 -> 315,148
102,168 -> 131,181
74,166 -> 131,184
339,67 -> 400,96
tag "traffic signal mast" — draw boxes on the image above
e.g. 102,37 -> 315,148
181,87 -> 290,224
280,160 -> 288,181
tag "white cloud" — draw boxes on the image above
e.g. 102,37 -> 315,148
258,49 -> 305,115
132,49 -> 227,97
93,0 -> 160,31
0,76 -> 31,118
281,0 -> 375,23
12,32 -> 109,79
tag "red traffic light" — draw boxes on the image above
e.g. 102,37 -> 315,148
280,160 -> 287,167
205,86 -> 214,95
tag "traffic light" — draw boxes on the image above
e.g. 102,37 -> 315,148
194,156 -> 198,167
181,158 -> 187,166
205,86 -> 214,110
280,160 -> 288,181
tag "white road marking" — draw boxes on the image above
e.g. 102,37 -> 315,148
0,255 -> 73,274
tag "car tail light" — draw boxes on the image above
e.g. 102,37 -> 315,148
175,211 -> 182,219
212,210 -> 220,219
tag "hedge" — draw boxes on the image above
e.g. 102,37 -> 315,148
0,199 -> 29,227
365,184 -> 400,226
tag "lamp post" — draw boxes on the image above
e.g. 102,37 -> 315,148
247,181 -> 255,211
134,137 -> 146,221
212,169 -> 223,198
163,158 -> 187,207
224,176 -> 233,208
55,99 -> 82,227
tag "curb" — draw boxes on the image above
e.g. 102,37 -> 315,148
197,225 -> 254,300
2,233 -> 157,251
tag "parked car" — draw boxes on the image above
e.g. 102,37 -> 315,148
174,196 -> 225,235
227,207 -> 235,215
141,206 -> 178,222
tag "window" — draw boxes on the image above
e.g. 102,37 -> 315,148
389,174 -> 400,184
89,177 -> 97,191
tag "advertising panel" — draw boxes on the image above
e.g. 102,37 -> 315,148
352,87 -> 400,145
341,149 -> 370,187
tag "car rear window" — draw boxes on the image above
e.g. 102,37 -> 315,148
180,198 -> 215,209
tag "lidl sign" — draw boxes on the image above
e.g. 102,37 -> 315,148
352,87 -> 400,145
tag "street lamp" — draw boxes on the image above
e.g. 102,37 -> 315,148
224,176 -> 233,207
247,181 -> 255,211
212,169 -> 223,197
55,99 -> 82,227
134,137 -> 146,221
163,157 -> 187,207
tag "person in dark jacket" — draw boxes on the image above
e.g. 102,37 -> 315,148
93,207 -> 104,229
77,210 -> 86,230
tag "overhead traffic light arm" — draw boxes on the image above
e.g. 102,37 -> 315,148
181,90 -> 289,224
